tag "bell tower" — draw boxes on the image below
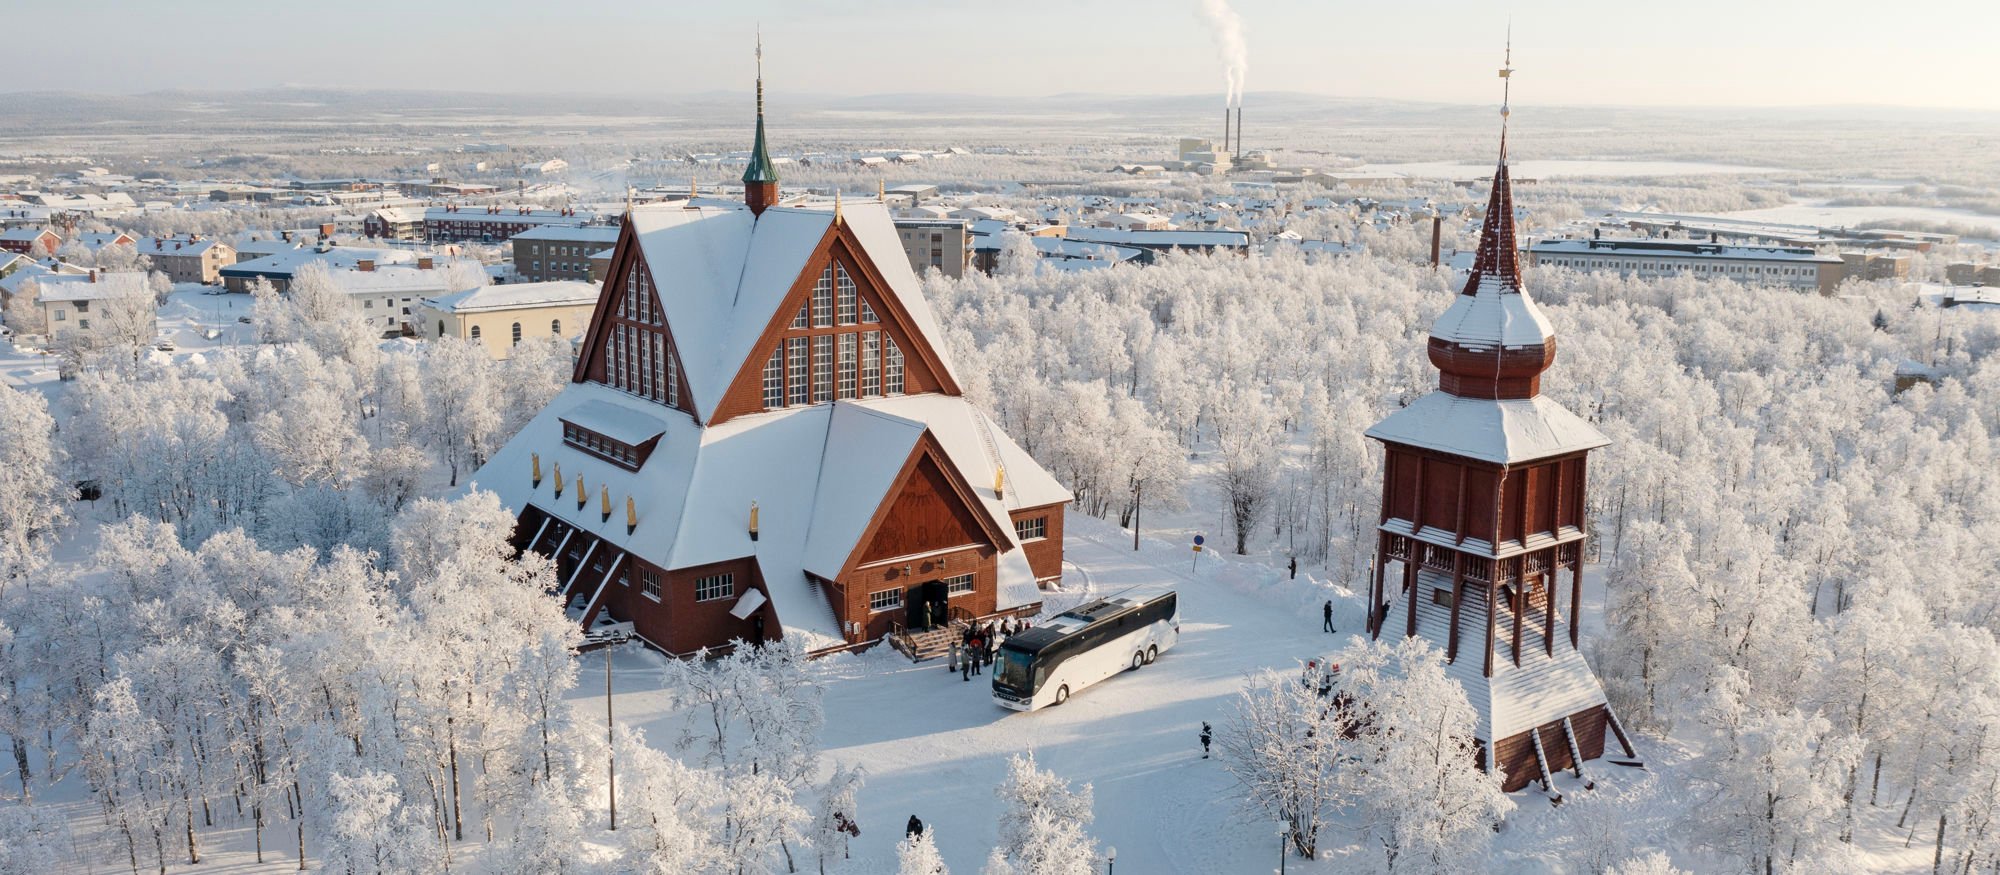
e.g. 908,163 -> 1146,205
1360,38 -> 1636,792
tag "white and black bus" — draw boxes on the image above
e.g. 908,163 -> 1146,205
993,591 -> 1179,711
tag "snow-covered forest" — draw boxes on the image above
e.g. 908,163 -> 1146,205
3,226 -> 2000,871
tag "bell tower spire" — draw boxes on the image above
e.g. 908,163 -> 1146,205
743,30 -> 780,216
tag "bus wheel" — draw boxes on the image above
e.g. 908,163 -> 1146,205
1131,652 -> 1144,671
1055,685 -> 1069,705
1146,645 -> 1158,664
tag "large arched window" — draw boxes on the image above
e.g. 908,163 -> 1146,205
551,319 -> 562,336
469,325 -> 481,340
512,322 -> 522,346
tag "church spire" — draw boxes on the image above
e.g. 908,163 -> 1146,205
743,31 -> 780,216
1463,26 -> 1520,297
1424,31 -> 1555,401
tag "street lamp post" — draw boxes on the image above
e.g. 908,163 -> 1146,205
1277,821 -> 1287,874
1105,845 -> 1116,875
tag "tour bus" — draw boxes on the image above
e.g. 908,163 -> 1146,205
992,591 -> 1179,711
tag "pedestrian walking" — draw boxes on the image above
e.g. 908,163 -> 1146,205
1200,722 -> 1212,758
1322,599 -> 1335,634
1289,556 -> 1298,580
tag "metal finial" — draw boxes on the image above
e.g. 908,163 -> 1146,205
755,27 -> 764,117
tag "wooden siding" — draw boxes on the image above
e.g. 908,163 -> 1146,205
1491,703 -> 1610,792
861,453 -> 992,564
1010,503 -> 1066,583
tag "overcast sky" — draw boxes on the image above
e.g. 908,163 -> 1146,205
13,0 -> 1997,110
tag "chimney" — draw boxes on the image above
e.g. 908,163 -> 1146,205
88,270 -> 96,283
1235,106 -> 1243,157
357,259 -> 375,272
1593,227 -> 1601,240
1430,215 -> 1442,268
418,256 -> 434,270
1222,107 -> 1231,156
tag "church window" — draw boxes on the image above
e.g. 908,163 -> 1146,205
695,573 -> 735,602
868,588 -> 902,612
787,337 -> 808,406
885,338 -> 905,395
943,574 -> 974,596
551,319 -> 561,335
1014,516 -> 1047,541
762,347 -> 784,408
512,322 -> 522,346
860,299 -> 879,323
812,335 -> 833,403
837,334 -> 857,399
812,267 -> 833,327
861,331 -> 880,396
792,302 -> 809,329
470,325 -> 481,340
836,264 -> 857,325
641,569 -> 661,600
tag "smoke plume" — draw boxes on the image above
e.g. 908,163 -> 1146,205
1198,0 -> 1248,106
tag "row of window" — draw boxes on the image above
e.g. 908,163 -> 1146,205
1541,256 -> 1817,279
615,564 -> 722,604
798,265 -> 881,330
868,574 -> 978,613
467,319 -> 562,344
761,330 -> 905,408
562,421 -> 641,469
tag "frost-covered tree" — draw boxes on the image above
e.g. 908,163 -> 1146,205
1341,637 -> 1512,874
0,384 -> 67,594
1218,662 -> 1354,858
985,753 -> 1099,875
4,277 -> 46,335
898,826 -> 949,875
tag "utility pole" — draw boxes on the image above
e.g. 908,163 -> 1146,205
606,643 -> 617,831
1132,480 -> 1142,551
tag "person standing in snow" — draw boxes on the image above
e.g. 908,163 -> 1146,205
1200,722 -> 1212,758
1289,556 -> 1298,579
906,815 -> 923,839
969,631 -> 984,676
961,648 -> 972,682
1322,599 -> 1335,634
948,639 -> 960,673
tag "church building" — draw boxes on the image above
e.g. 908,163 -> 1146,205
1363,72 -> 1638,792
470,52 -> 1069,655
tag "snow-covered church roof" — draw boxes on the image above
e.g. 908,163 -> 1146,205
470,382 -> 1067,645
628,199 -> 959,423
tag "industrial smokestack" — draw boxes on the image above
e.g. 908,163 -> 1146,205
1223,108 -> 1231,157
1235,105 -> 1243,158
1430,216 -> 1442,268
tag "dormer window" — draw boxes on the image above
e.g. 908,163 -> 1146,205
560,400 -> 666,471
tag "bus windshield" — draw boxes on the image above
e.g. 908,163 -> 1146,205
996,647 -> 1035,693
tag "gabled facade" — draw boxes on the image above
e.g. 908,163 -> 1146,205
1364,131 -> 1636,793
469,65 -> 1067,656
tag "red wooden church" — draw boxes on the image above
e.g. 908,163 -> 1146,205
471,58 -> 1068,655
1364,111 -> 1638,792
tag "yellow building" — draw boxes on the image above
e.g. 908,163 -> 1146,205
417,280 -> 599,359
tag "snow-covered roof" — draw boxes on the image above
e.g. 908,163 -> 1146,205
1365,393 -> 1609,466
1429,273 -> 1556,348
0,227 -> 55,242
222,245 -> 416,279
1063,227 -> 1249,249
1531,237 -> 1841,264
137,236 -> 226,256
1395,566 -> 1610,744
470,382 -> 1065,646
626,199 -> 957,423
424,280 -> 599,314
34,271 -> 150,303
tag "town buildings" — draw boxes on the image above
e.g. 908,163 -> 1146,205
511,225 -> 623,282
418,280 -> 600,358
35,271 -> 156,349
421,205 -> 604,244
362,207 -> 426,241
0,227 -> 61,255
136,235 -> 237,284
470,67 -> 1067,656
891,217 -> 970,278
1365,134 -> 1633,792
1528,236 -> 1846,293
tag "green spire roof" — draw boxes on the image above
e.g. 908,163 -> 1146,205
743,38 -> 779,185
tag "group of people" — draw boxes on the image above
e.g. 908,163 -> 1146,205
950,617 -> 1027,681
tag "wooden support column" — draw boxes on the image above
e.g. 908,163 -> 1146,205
1511,556 -> 1524,667
1446,552 -> 1466,663
1454,466 -> 1469,545
1403,546 -> 1419,639
1544,560 -> 1557,657
1370,531 -> 1389,639
1570,552 -> 1583,650
1484,577 -> 1497,678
